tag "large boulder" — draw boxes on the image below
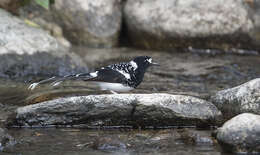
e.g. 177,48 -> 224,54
0,9 -> 87,79
216,113 -> 260,153
124,0 -> 260,50
53,0 -> 122,47
211,78 -> 260,120
8,94 -> 222,127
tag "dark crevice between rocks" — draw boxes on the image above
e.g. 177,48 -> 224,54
129,98 -> 139,128
211,98 -> 244,121
118,7 -> 131,48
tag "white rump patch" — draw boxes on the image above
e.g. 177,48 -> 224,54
117,70 -> 130,79
90,71 -> 98,77
130,61 -> 138,70
96,82 -> 134,92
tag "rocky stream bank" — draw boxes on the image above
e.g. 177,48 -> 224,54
0,1 -> 260,154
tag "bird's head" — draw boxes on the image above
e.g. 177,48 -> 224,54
132,56 -> 159,70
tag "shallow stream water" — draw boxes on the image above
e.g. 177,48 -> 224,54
2,128 -> 230,155
0,47 -> 260,154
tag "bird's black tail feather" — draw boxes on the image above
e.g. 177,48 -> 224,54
28,73 -> 92,90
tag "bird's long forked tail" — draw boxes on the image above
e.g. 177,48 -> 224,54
28,73 -> 92,90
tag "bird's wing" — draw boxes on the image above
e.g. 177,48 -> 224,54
85,67 -> 127,84
28,67 -> 128,90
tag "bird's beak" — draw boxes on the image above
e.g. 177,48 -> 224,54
151,62 -> 160,66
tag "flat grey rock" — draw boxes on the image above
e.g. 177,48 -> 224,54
8,93 -> 222,127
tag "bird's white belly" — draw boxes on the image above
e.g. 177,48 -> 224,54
96,82 -> 134,92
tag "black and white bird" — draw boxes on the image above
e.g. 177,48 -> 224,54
28,56 -> 159,93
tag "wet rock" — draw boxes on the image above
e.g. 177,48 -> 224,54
124,0 -> 260,50
211,78 -> 260,120
0,128 -> 16,151
216,113 -> 260,153
0,9 -> 87,79
8,93 -> 222,127
53,0 -> 122,47
132,94 -> 222,127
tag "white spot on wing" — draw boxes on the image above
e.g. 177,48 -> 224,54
147,58 -> 152,63
90,71 -> 98,77
117,70 -> 130,79
130,61 -> 138,70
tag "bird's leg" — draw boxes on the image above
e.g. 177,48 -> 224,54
110,90 -> 118,94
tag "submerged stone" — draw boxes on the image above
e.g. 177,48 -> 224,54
178,128 -> 214,146
7,93 -> 222,127
92,136 -> 127,152
0,128 -> 16,151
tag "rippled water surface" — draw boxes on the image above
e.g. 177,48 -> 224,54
2,128 -> 232,155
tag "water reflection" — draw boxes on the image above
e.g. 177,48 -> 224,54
2,128 -> 231,155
